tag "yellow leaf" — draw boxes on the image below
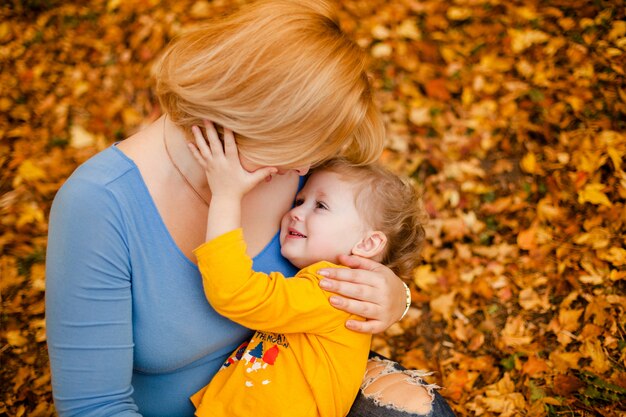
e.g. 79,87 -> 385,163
515,6 -> 538,20
70,124 -> 95,149
481,374 -> 527,415
408,107 -> 430,126
122,107 -> 143,127
479,54 -> 514,72
608,147 -> 624,174
565,95 -> 584,112
581,340 -> 611,373
500,316 -> 533,347
6,330 -> 28,347
578,151 -> 607,174
413,265 -> 438,290
16,202 -> 45,228
573,228 -> 611,249
17,159 -> 46,181
598,247 -> 626,266
447,7 -> 472,21
396,19 -> 420,40
73,81 -> 89,98
107,0 -> 122,11
430,291 -> 456,321
371,25 -> 390,40
520,152 -> 539,174
519,288 -> 549,311
558,308 -> 583,332
537,198 -> 563,221
577,183 -> 612,207
549,351 -> 582,373
610,269 -> 626,281
0,21 -> 11,43
509,29 -> 550,53
31,263 -> 46,292
482,393 -> 526,414
190,1 -> 212,18
371,43 -> 392,59
608,20 -> 626,41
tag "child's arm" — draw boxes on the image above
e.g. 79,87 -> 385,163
187,120 -> 276,241
188,121 -> 356,334
194,229 -> 359,334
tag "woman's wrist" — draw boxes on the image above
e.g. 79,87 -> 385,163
399,281 -> 411,321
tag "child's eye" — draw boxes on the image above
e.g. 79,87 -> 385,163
294,198 -> 304,207
315,201 -> 328,210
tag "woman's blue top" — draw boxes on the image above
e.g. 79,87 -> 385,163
46,145 -> 299,416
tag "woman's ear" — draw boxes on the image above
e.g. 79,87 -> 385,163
351,231 -> 387,259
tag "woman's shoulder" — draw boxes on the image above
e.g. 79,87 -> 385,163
54,145 -> 138,206
70,145 -> 136,185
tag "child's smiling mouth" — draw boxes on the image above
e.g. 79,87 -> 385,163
287,228 -> 307,238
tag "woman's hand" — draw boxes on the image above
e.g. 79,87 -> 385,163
317,254 -> 407,334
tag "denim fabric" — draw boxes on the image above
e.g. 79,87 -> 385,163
346,353 -> 457,417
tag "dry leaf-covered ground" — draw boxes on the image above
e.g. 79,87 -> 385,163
1,0 -> 625,416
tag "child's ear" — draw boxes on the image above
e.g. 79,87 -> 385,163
351,231 -> 387,259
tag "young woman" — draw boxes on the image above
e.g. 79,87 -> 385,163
45,1 -> 455,416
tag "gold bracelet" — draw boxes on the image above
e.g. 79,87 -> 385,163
400,281 -> 411,321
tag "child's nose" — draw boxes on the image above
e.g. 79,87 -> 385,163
290,207 -> 304,221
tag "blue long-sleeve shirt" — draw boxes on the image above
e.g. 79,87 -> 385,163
45,145 -> 299,416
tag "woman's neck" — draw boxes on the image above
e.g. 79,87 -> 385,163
162,116 -> 212,205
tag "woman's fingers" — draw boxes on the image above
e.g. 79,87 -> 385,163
320,273 -> 380,302
327,294 -> 386,333
336,254 -> 387,273
319,254 -> 406,334
346,319 -> 386,334
329,295 -> 380,317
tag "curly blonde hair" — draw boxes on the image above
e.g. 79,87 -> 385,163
315,159 -> 428,280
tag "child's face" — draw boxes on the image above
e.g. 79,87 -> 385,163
279,170 -> 368,269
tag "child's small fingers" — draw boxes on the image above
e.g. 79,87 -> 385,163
223,128 -> 238,158
192,126 -> 211,159
250,167 -> 278,185
187,143 -> 207,168
202,120 -> 224,156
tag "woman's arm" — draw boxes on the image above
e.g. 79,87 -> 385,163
317,254 -> 407,334
46,177 -> 141,417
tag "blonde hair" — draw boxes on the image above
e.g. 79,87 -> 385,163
154,0 -> 384,167
315,159 -> 428,280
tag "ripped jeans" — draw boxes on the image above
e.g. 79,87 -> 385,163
347,353 -> 457,417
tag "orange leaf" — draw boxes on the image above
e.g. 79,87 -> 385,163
522,355 -> 549,376
425,78 -> 451,101
517,225 -> 537,250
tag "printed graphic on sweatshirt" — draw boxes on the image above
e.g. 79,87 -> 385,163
220,341 -> 249,370
219,331 -> 288,387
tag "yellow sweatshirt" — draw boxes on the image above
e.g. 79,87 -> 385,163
191,228 -> 371,417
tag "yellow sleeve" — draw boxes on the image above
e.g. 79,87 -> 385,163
194,229 -> 354,334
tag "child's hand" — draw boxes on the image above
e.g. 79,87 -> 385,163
188,120 -> 277,200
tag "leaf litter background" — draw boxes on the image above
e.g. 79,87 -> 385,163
1,0 -> 625,416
